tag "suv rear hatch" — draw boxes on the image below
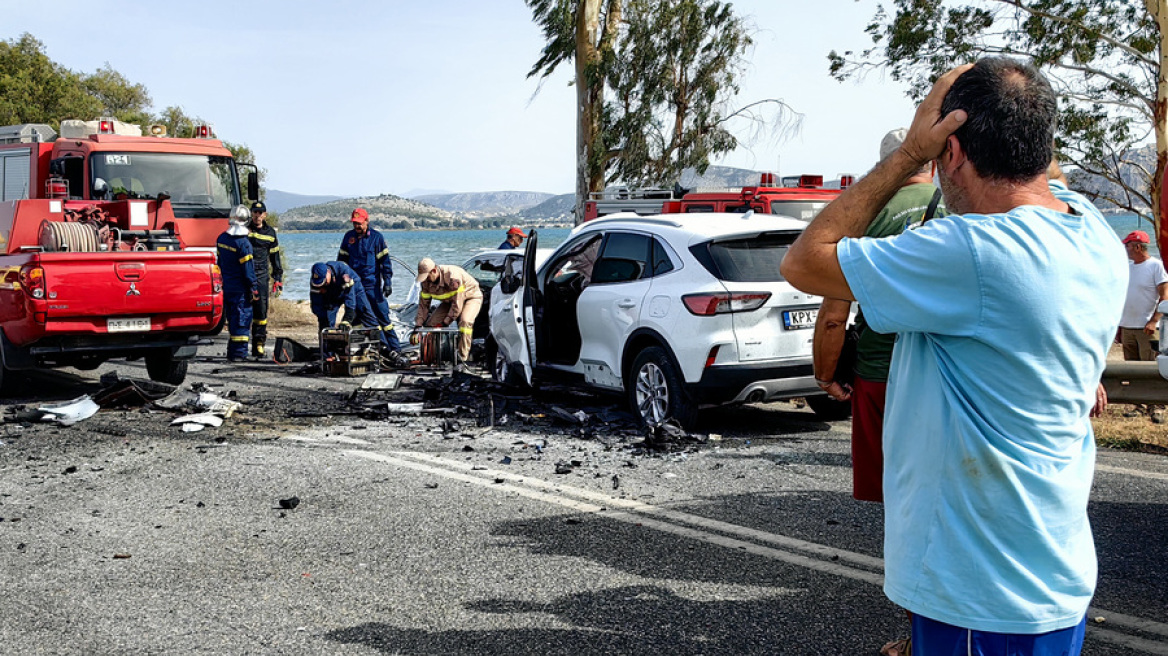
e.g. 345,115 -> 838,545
691,230 -> 820,362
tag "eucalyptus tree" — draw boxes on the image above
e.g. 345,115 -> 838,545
829,0 -> 1168,246
528,0 -> 787,223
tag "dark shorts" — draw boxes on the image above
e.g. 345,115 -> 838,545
851,377 -> 886,503
912,613 -> 1086,656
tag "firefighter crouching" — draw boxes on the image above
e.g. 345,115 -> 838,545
216,205 -> 259,362
247,200 -> 284,359
413,258 -> 483,367
310,261 -> 407,366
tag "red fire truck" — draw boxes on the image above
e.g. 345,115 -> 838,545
582,173 -> 852,222
0,118 -> 255,389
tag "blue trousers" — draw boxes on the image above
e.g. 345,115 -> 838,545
225,289 -> 253,360
363,289 -> 401,351
912,614 -> 1086,656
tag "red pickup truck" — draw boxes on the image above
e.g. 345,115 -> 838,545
0,119 -> 249,389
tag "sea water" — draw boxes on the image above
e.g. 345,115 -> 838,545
276,213 -> 1156,302
279,227 -> 573,302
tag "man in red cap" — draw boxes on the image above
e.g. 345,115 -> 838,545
337,207 -> 403,358
1118,230 -> 1167,423
498,227 -> 527,250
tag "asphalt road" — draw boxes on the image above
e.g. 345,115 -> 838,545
0,344 -> 1165,655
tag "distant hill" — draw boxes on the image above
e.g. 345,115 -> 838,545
414,191 -> 557,217
280,194 -> 459,231
518,193 -> 574,223
265,189 -> 344,214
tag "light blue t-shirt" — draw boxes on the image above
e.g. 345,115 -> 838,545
837,183 -> 1128,634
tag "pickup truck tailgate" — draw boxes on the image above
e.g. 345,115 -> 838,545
37,251 -> 219,327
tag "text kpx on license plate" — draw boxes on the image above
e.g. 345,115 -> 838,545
107,317 -> 151,333
782,309 -> 817,330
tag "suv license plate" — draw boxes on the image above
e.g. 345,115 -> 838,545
108,317 -> 152,333
782,309 -> 817,330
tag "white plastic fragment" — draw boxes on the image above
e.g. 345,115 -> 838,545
37,396 -> 100,426
171,413 -> 224,428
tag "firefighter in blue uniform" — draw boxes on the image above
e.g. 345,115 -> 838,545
247,200 -> 284,359
309,261 -> 387,342
337,208 -> 402,355
216,205 -> 259,362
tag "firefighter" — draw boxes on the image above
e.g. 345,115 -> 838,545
337,208 -> 402,355
309,261 -> 406,366
413,258 -> 483,368
216,205 -> 259,362
247,200 -> 284,359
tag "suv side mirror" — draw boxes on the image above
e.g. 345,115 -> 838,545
499,272 -> 520,295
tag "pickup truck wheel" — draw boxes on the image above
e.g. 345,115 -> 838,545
145,351 -> 189,386
628,346 -> 698,430
806,394 -> 852,421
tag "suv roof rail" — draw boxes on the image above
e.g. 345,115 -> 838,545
583,213 -> 684,228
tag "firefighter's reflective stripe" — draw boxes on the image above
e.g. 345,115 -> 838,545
338,249 -> 349,256
270,246 -> 281,253
229,336 -> 249,342
240,254 -> 253,264
376,248 -> 389,259
249,232 -> 277,242
252,319 -> 268,326
421,286 -> 465,301
219,244 -> 236,252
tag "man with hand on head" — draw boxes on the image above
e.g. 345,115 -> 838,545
782,58 -> 1127,655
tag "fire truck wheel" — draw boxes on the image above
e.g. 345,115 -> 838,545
145,350 -> 189,386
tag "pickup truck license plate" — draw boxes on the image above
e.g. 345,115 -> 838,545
107,317 -> 151,333
782,309 -> 817,330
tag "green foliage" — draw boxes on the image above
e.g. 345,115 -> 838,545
829,0 -> 1162,223
0,33 -> 101,128
81,64 -> 152,124
528,0 -> 781,189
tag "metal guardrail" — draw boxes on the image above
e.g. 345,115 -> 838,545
1101,362 -> 1168,404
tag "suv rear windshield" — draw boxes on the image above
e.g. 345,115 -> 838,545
767,200 -> 829,221
690,231 -> 800,282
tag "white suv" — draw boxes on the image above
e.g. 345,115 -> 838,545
488,213 -> 847,427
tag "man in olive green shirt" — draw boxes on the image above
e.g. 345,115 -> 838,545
812,128 -> 944,502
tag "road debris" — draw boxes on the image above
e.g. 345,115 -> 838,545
36,396 -> 100,426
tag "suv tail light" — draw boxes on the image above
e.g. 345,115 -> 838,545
19,264 -> 46,299
682,292 -> 770,315
211,264 -> 223,293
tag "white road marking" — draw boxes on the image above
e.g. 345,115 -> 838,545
1096,463 -> 1168,482
344,449 -> 1168,654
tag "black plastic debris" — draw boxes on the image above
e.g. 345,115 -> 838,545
94,374 -> 175,408
272,336 -> 318,363
278,496 -> 301,510
500,456 -> 512,465
554,462 -> 574,475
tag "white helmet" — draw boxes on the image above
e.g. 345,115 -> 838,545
227,204 -> 250,235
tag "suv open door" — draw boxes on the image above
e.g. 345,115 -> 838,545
489,230 -> 539,385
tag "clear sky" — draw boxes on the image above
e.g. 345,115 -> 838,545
3,0 -> 918,198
